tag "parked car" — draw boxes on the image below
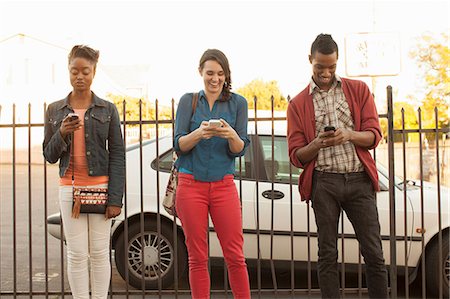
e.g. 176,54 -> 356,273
47,122 -> 449,296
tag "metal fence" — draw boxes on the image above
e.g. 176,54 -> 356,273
0,86 -> 448,298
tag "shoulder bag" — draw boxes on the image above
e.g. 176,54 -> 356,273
163,92 -> 198,215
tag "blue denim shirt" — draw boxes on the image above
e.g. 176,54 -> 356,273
174,91 -> 250,182
43,92 -> 125,207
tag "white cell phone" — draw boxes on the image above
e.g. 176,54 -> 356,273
67,113 -> 79,121
208,119 -> 222,127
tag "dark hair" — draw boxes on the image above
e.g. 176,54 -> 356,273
199,49 -> 232,101
68,45 -> 100,69
310,34 -> 338,59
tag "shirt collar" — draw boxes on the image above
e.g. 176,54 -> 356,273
198,89 -> 227,102
309,75 -> 342,95
58,91 -> 106,110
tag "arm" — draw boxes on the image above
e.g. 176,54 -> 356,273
227,131 -> 245,154
322,128 -> 375,149
106,104 -> 125,208
221,97 -> 249,157
294,134 -> 324,165
324,81 -> 381,149
42,107 -> 70,163
174,94 -> 205,153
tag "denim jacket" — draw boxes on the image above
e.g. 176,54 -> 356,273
43,92 -> 125,207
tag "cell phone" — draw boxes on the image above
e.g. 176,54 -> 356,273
208,119 -> 222,127
324,126 -> 336,132
67,113 -> 79,121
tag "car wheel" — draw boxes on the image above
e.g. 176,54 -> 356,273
114,219 -> 187,290
425,232 -> 449,298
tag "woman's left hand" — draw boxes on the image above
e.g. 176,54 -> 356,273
213,119 -> 239,140
105,206 -> 122,219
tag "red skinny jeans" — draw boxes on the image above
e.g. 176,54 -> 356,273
176,173 -> 251,299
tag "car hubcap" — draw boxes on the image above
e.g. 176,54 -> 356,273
127,232 -> 174,281
446,254 -> 450,284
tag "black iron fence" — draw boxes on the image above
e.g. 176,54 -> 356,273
0,87 -> 448,298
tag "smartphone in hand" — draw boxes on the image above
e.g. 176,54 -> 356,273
208,119 -> 222,128
67,113 -> 79,121
324,126 -> 336,132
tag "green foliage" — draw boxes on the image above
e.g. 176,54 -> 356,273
410,32 -> 450,129
235,79 -> 288,111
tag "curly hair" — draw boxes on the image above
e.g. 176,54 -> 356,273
68,45 -> 100,69
199,49 -> 232,101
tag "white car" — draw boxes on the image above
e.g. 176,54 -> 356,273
48,123 -> 449,296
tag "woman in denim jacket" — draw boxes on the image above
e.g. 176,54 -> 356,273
43,45 -> 125,299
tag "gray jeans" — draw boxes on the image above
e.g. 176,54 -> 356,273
311,170 -> 388,299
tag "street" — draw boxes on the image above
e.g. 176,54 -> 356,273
0,164 -> 425,298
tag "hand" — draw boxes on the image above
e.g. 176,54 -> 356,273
105,206 -> 122,219
211,119 -> 239,140
72,198 -> 81,219
60,115 -> 82,139
196,121 -> 217,140
317,128 -> 352,147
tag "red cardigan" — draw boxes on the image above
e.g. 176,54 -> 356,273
287,78 -> 382,201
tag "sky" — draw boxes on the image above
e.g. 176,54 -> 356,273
0,0 -> 449,109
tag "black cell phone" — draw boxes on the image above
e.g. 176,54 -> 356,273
67,113 -> 79,121
324,126 -> 336,132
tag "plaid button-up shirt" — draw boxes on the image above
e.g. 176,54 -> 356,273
310,76 -> 364,173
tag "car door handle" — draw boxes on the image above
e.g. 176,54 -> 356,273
262,190 -> 284,200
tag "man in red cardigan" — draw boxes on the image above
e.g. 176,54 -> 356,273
287,34 -> 388,298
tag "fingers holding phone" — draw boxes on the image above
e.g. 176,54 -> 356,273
60,113 -> 81,138
318,125 -> 336,147
208,119 -> 222,128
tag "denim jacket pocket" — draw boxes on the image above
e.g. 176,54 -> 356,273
92,113 -> 111,139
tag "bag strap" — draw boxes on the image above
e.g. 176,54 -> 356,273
192,92 -> 198,114
71,133 -> 75,186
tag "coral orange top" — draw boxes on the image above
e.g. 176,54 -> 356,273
60,109 -> 109,186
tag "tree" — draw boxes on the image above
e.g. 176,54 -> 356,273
379,101 -> 418,142
410,32 -> 450,129
393,102 -> 418,130
106,94 -> 173,142
106,93 -> 172,122
235,79 -> 287,110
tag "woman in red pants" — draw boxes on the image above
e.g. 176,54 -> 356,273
174,49 -> 251,299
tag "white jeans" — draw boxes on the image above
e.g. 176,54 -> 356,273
59,185 -> 112,299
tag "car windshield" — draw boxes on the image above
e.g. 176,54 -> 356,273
376,161 -> 415,190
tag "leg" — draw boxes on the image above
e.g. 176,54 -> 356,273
209,175 -> 250,299
342,174 -> 388,299
176,174 -> 210,299
311,173 -> 342,299
59,186 -> 90,299
88,211 -> 112,299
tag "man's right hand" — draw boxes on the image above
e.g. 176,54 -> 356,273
296,130 -> 336,165
316,130 -> 336,148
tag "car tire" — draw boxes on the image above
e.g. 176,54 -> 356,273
425,231 -> 449,298
114,219 -> 188,290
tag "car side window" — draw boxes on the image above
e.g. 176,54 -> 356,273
234,147 -> 253,180
259,136 -> 302,184
152,149 -> 174,172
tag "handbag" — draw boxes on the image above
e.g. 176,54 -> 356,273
71,131 -> 109,214
73,186 -> 108,214
162,92 -> 198,216
162,151 -> 178,215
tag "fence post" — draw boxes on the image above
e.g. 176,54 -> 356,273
387,85 -> 397,298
